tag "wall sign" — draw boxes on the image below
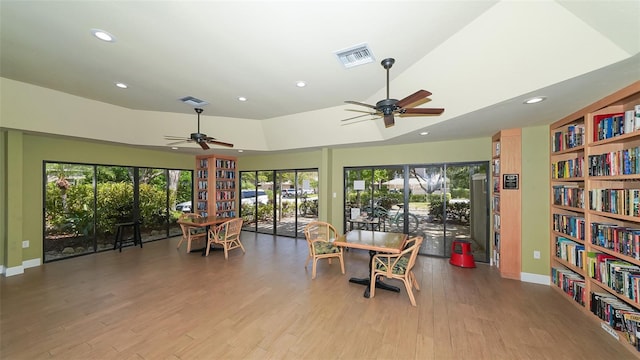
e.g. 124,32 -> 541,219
503,174 -> 519,190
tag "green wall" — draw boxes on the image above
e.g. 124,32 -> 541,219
1,131 -> 8,269
1,131 -> 193,271
521,125 -> 551,276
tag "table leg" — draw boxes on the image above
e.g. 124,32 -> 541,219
201,225 -> 211,256
348,250 -> 401,298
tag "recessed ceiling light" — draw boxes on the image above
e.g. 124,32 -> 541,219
238,149 -> 244,153
171,147 -> 179,150
238,96 -> 247,102
115,82 -> 128,89
524,96 -> 546,104
91,29 -> 116,42
419,131 -> 429,136
296,81 -> 307,88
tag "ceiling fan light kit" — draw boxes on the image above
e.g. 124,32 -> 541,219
343,57 -> 444,128
164,108 -> 234,150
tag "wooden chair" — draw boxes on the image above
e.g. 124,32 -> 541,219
303,221 -> 345,279
206,218 -> 245,258
177,213 -> 207,253
370,236 -> 423,306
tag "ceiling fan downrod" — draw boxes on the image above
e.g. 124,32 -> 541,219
194,108 -> 203,133
381,58 -> 395,100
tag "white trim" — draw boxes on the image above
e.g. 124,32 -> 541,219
4,265 -> 24,277
2,258 -> 42,277
23,258 -> 41,269
521,272 -> 550,285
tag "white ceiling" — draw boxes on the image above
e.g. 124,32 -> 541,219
1,1 -> 639,155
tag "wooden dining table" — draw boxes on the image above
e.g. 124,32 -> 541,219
333,229 -> 408,298
176,215 -> 233,256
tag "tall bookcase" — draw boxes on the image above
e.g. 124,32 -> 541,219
549,81 -> 640,357
195,154 -> 238,218
491,128 -> 522,280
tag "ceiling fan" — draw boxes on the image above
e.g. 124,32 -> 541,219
343,58 -> 444,128
165,108 -> 234,150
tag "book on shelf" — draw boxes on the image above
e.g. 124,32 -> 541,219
552,266 -> 585,301
552,123 -> 585,152
622,312 -> 640,351
553,213 -> 585,240
588,148 -> 640,176
556,236 -> 585,268
552,156 -> 584,179
593,112 -> 631,142
552,184 -> 585,208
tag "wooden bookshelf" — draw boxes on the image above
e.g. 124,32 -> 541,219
491,128 -> 522,280
195,154 -> 238,218
549,81 -> 640,357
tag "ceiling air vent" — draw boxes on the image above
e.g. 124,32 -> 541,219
179,96 -> 209,107
334,43 -> 375,69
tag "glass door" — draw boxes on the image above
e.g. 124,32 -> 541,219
275,170 -> 296,237
256,170 -> 274,234
95,165 -> 134,252
240,171 -> 258,231
443,163 -> 489,262
407,165 -> 445,255
44,163 -> 96,262
169,169 -> 192,238
138,168 -> 168,243
296,170 -> 319,237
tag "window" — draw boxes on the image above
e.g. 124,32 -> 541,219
43,161 -> 192,262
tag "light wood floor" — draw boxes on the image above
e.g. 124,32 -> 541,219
1,232 -> 636,359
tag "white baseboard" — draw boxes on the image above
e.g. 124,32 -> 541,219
2,258 -> 42,277
4,265 -> 24,277
521,272 -> 550,285
23,258 -> 41,269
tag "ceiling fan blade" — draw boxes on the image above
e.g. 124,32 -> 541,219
166,140 -> 190,145
198,141 -> 210,150
340,117 -> 378,126
402,108 -> 445,115
207,139 -> 234,148
346,108 -> 378,114
383,113 -> 395,128
396,90 -> 432,108
341,113 -> 377,122
345,100 -> 376,109
164,135 -> 188,140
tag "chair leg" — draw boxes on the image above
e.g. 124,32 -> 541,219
176,237 -> 184,249
410,271 -> 420,291
339,255 -> 345,274
238,241 -> 246,254
370,273 -> 377,298
305,255 -> 312,268
205,240 -> 211,256
223,244 -> 229,260
403,278 -> 417,306
312,258 -> 318,279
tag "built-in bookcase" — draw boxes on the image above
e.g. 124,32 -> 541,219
549,81 -> 640,357
195,154 -> 237,218
491,128 -> 522,280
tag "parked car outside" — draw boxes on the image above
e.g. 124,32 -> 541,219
298,188 -> 314,195
241,189 -> 268,205
176,201 -> 192,212
281,189 -> 296,198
